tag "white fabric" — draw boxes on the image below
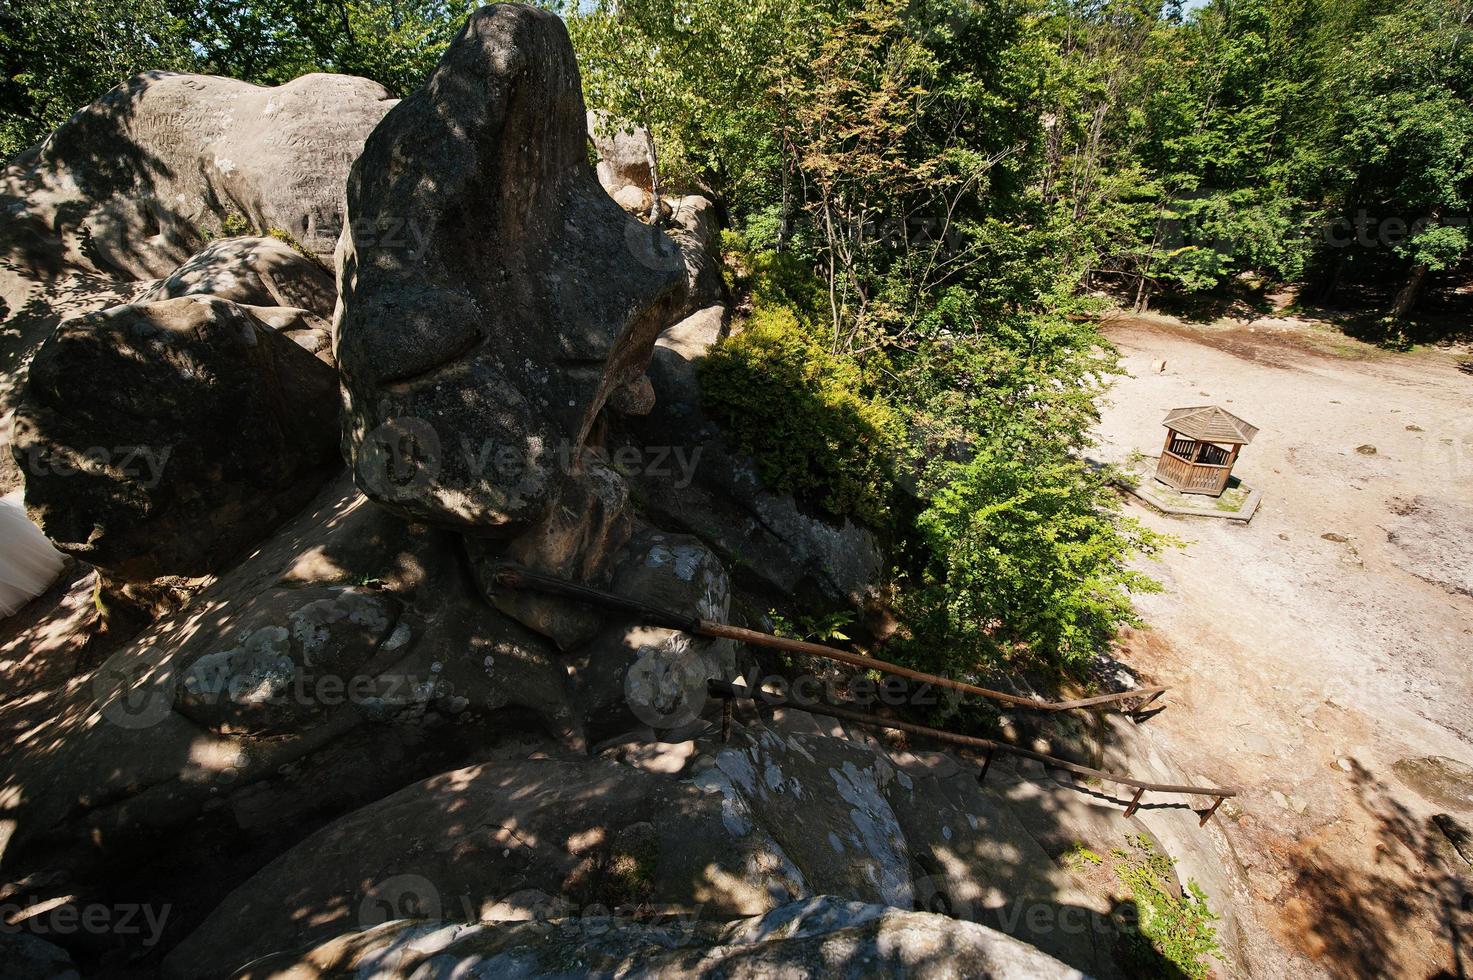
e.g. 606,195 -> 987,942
0,490 -> 65,618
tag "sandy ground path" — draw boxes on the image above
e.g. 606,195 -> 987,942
1094,315 -> 1473,978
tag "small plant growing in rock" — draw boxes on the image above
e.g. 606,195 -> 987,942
1110,836 -> 1224,980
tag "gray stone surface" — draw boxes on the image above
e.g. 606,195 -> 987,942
576,531 -> 735,738
135,236 -> 337,318
228,897 -> 1085,979
1385,495 -> 1473,597
336,6 -> 685,534
588,109 -> 656,195
164,754 -> 809,978
0,70 -> 392,300
11,296 -> 340,590
1393,755 -> 1473,812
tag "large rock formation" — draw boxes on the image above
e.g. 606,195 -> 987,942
0,72 -> 392,492
10,296 -> 340,600
0,8 -> 1216,980
159,711 -> 1146,979
0,71 -> 393,295
336,4 -> 685,535
588,109 -> 656,197
227,897 -> 1087,979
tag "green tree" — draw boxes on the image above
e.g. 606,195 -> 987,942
1316,0 -> 1473,321
0,0 -> 195,158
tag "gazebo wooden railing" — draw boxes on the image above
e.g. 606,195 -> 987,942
1154,405 -> 1257,497
1157,447 -> 1235,494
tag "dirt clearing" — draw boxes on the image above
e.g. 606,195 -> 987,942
1095,313 -> 1473,978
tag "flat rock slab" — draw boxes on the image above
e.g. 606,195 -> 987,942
1385,496 -> 1473,597
1393,756 -> 1473,813
233,896 -> 1085,979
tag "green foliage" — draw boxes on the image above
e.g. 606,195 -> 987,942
1064,842 -> 1104,868
266,226 -> 310,257
0,0 -> 195,158
220,211 -> 252,238
1111,836 -> 1225,980
699,260 -> 906,529
901,450 -> 1166,673
769,609 -> 855,644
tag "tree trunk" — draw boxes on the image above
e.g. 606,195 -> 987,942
1389,262 -> 1429,322
645,128 -> 661,224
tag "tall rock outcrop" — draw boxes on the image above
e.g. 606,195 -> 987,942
335,4 -> 686,535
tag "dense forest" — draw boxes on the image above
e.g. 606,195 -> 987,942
3,0 -> 1468,681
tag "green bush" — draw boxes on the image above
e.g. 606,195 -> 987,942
1111,836 -> 1225,979
699,258 -> 906,529
900,449 -> 1167,674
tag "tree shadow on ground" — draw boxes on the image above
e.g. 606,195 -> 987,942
1274,759 -> 1472,977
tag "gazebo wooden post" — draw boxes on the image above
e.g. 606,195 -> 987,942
1220,444 -> 1241,494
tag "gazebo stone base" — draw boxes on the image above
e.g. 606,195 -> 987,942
1123,457 -> 1262,522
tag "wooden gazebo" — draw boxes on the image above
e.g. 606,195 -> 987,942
1154,405 -> 1258,497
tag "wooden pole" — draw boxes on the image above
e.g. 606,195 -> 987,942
492,566 -> 1168,715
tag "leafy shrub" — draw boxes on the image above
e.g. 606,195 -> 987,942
900,449 -> 1166,674
266,226 -> 310,257
699,298 -> 906,528
1111,836 -> 1225,979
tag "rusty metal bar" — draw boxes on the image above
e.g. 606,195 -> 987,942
1199,796 -> 1225,827
1124,787 -> 1145,818
709,680 -> 1238,809
492,564 -> 1166,715
978,747 -> 995,785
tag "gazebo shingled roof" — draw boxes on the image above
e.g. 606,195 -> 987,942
1161,405 -> 1258,445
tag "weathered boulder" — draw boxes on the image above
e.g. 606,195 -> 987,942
229,897 -> 1086,979
0,73 -> 386,492
1393,755 -> 1473,812
176,586 -> 403,735
135,236 -> 337,318
147,687 -> 1155,978
702,729 -> 913,908
0,933 -> 79,980
0,71 -> 393,299
588,109 -> 656,195
163,753 -> 810,978
336,5 -> 686,535
10,296 -> 340,591
467,450 -> 636,650
627,429 -> 884,607
669,195 -> 720,252
669,228 -> 726,320
0,475 -> 584,872
575,531 -> 736,738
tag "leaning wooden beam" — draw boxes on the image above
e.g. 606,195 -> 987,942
491,563 -> 1167,715
709,680 -> 1239,819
